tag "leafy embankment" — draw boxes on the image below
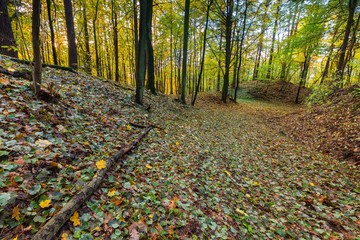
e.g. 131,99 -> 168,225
272,85 -> 360,163
0,56 -> 359,239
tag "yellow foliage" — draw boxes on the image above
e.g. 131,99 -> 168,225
96,160 -> 106,170
12,206 -> 21,221
146,164 -> 153,169
70,211 -> 81,227
39,199 -> 51,208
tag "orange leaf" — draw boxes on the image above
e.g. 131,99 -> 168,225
167,196 -> 179,210
70,211 -> 81,227
96,160 -> 106,170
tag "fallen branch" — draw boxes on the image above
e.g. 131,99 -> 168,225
0,65 -> 32,81
33,126 -> 154,240
9,58 -> 77,73
130,122 -> 163,131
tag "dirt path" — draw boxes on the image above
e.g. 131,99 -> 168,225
119,96 -> 360,239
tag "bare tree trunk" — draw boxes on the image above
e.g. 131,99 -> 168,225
146,0 -> 156,94
222,0 -> 233,103
181,0 -> 191,104
136,0 -> 147,104
32,0 -> 42,95
0,0 -> 18,58
83,1 -> 91,74
93,0 -> 101,76
46,0 -> 57,65
63,0 -> 78,69
266,0 -> 280,80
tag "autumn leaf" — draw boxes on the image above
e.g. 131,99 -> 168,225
70,211 -> 81,227
167,196 -> 179,210
126,124 -> 132,131
39,199 -> 51,208
12,206 -> 21,221
224,170 -> 231,176
0,78 -> 10,85
309,182 -> 315,187
61,232 -> 68,240
96,160 -> 106,170
175,141 -> 180,146
146,164 -> 152,169
108,189 -> 116,197
235,208 -> 248,216
35,139 -> 52,148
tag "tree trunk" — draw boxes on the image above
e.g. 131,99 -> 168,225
181,0 -> 191,104
63,0 -> 78,69
146,0 -> 156,94
46,0 -> 58,65
234,0 -> 248,101
83,1 -> 91,74
32,0 -> 42,95
222,0 -> 233,103
192,0 -> 213,106
0,0 -> 18,58
93,0 -> 101,76
336,0 -> 358,84
266,0 -> 280,80
133,0 -> 139,83
136,0 -> 147,105
112,0 -> 119,82
295,54 -> 310,104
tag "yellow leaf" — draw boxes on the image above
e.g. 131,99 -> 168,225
108,190 -> 116,197
245,194 -> 251,198
39,199 -> 51,208
70,211 -> 81,227
235,208 -> 248,216
35,139 -> 52,148
252,181 -> 260,186
126,125 -> 132,131
224,170 -> 231,176
13,237 -> 18,240
146,164 -> 152,169
12,206 -> 21,221
309,182 -> 315,187
61,233 -> 68,240
175,142 -> 180,146
96,160 -> 106,170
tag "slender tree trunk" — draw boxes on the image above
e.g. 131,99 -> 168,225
136,0 -> 147,104
46,0 -> 57,65
234,0 -> 248,101
222,0 -> 233,103
93,0 -> 101,76
133,0 -> 139,83
146,0 -> 156,94
112,0 -> 119,82
295,54 -> 310,104
83,1 -> 91,74
0,0 -> 18,58
170,22 -> 174,94
191,0 -> 213,106
336,0 -> 358,84
63,0 -> 78,69
32,0 -> 42,95
181,0 -> 191,104
217,35 -> 222,91
266,0 -> 280,80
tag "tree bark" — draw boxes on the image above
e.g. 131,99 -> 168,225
181,0 -> 191,104
222,0 -> 233,103
63,0 -> 78,69
191,0 -> 213,106
0,0 -> 18,58
336,0 -> 358,84
266,0 -> 280,80
32,0 -> 42,95
46,0 -> 58,65
83,1 -> 91,74
135,0 -> 147,104
146,0 -> 156,94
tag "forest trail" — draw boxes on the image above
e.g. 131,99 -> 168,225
0,60 -> 359,239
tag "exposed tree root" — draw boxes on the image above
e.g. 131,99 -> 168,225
33,126 -> 154,240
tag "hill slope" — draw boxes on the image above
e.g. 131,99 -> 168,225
0,57 -> 359,239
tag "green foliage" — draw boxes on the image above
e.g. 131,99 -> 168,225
306,85 -> 333,105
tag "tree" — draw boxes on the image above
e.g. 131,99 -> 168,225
181,0 -> 191,104
135,0 -> 147,104
146,0 -> 156,94
32,0 -> 42,95
336,0 -> 359,85
46,0 -> 58,65
83,0 -> 91,74
63,0 -> 78,69
191,0 -> 214,106
222,0 -> 233,103
0,0 -> 18,58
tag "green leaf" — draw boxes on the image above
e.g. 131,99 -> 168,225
33,216 -> 47,223
0,192 -> 11,206
275,228 -> 285,237
0,150 -> 9,156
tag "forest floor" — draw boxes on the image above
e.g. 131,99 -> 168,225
0,56 -> 359,239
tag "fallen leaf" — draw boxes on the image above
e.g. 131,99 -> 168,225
236,208 -> 248,216
70,211 -> 81,227
224,170 -> 231,176
309,182 -> 315,187
12,205 -> 21,221
108,190 -> 116,197
126,125 -> 132,131
146,164 -> 152,169
96,160 -> 106,170
129,228 -> 139,240
168,196 -> 179,210
35,139 -> 52,148
61,232 -> 68,240
39,199 -> 51,208
0,78 -> 10,85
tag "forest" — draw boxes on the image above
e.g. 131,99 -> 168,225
0,0 -> 359,239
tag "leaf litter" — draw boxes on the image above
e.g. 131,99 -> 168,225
0,55 -> 359,239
